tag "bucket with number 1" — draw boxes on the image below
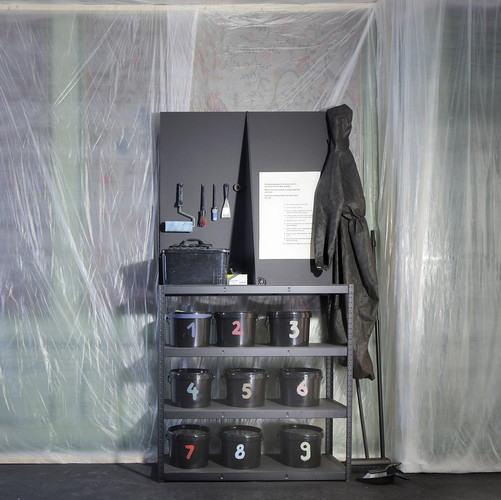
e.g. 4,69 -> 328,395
167,311 -> 212,347
278,367 -> 322,407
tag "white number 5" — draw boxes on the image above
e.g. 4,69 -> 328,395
242,382 -> 252,399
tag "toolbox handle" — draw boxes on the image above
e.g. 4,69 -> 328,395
171,238 -> 212,249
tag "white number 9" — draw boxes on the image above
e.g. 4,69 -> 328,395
300,441 -> 311,462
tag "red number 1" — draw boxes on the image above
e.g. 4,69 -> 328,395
232,320 -> 244,336
185,444 -> 195,460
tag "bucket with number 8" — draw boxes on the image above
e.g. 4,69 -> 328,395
223,368 -> 267,407
167,424 -> 211,469
279,424 -> 323,468
214,311 -> 257,347
267,311 -> 311,346
278,367 -> 322,407
168,368 -> 214,408
220,425 -> 263,469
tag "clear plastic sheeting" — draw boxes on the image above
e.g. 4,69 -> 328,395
0,4 -> 376,463
1,0 -> 500,474
376,0 -> 501,472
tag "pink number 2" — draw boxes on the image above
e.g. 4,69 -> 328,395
185,444 -> 195,460
232,320 -> 244,336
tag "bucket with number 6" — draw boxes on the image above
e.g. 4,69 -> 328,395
267,311 -> 311,346
168,368 -> 214,408
220,425 -> 263,469
214,311 -> 257,347
278,367 -> 322,407
167,424 -> 211,469
279,424 -> 323,468
223,368 -> 267,407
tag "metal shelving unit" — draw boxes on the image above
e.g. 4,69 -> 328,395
157,284 -> 354,482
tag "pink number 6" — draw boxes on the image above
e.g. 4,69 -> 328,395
232,320 -> 244,336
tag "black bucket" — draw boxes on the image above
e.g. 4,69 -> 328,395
279,424 -> 323,468
278,367 -> 322,407
168,368 -> 214,408
220,425 -> 263,469
167,424 -> 210,469
168,311 -> 212,347
224,368 -> 267,407
267,311 -> 311,346
214,311 -> 257,347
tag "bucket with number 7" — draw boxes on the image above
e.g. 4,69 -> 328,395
168,368 -> 214,408
278,367 -> 322,407
223,368 -> 267,407
279,424 -> 323,468
167,424 -> 211,469
220,425 -> 263,469
214,311 -> 257,347
267,311 -> 311,346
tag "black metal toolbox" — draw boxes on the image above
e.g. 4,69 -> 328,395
160,239 -> 230,285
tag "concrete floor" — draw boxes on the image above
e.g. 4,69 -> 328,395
0,464 -> 500,500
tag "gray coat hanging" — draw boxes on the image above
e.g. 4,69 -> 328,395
313,104 -> 378,380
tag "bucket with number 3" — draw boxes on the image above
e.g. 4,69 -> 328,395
267,311 -> 311,346
220,425 -> 263,469
168,368 -> 214,408
278,367 -> 322,407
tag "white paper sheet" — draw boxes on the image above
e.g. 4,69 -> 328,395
259,171 -> 320,259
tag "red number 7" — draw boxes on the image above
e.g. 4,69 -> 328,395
185,444 -> 195,460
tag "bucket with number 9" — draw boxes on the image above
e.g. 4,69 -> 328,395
223,368 -> 267,407
278,367 -> 322,407
267,311 -> 311,346
279,424 -> 323,468
168,368 -> 214,408
220,425 -> 263,469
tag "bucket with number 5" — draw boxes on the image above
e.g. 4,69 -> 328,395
267,311 -> 311,346
278,367 -> 322,407
167,424 -> 211,469
279,424 -> 323,468
214,311 -> 257,347
168,311 -> 212,347
223,368 -> 267,407
220,425 -> 263,469
168,368 -> 214,408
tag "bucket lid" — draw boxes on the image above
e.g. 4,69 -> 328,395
280,424 -> 323,440
267,311 -> 312,319
168,311 -> 212,319
224,368 -> 267,379
220,425 -> 262,440
279,367 -> 322,378
167,424 -> 210,440
169,368 -> 213,379
214,311 -> 257,319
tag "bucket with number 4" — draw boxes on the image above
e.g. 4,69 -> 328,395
224,368 -> 267,407
168,368 -> 214,408
267,311 -> 311,346
167,424 -> 211,469
278,367 -> 322,407
220,425 -> 263,469
279,424 -> 323,468
214,311 -> 257,347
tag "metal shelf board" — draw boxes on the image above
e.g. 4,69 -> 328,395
162,454 -> 346,481
164,342 -> 347,358
164,398 -> 347,419
163,284 -> 350,296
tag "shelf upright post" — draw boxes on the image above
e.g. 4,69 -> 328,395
345,284 -> 354,480
157,286 -> 166,481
